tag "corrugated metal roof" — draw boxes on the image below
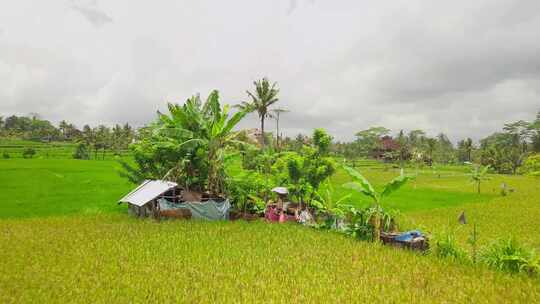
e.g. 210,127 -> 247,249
119,180 -> 178,207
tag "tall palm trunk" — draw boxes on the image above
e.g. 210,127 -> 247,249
260,115 -> 265,147
275,114 -> 280,150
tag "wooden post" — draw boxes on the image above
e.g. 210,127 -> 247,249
152,199 -> 161,221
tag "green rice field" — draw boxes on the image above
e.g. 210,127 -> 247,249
1,157 -> 539,302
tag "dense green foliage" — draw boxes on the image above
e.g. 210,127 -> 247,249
342,165 -> 413,240
72,143 -> 90,160
237,129 -> 336,206
481,238 -> 540,275
22,147 -> 36,159
519,153 -> 540,176
119,90 -> 247,195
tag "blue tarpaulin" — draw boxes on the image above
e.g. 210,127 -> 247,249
395,230 -> 423,242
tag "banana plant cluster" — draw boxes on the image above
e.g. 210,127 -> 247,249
312,180 -> 351,228
342,165 -> 414,241
468,164 -> 490,194
122,90 -> 248,196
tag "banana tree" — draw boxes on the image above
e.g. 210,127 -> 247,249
312,180 -> 351,229
151,90 -> 248,195
342,165 -> 414,241
468,164 -> 490,194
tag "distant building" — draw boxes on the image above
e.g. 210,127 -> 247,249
237,128 -> 263,146
372,136 -> 400,160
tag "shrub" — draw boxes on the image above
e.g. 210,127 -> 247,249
241,146 -> 260,170
2,151 -> 9,159
22,147 -> 36,159
73,143 -> 90,160
518,154 -> 540,176
343,207 -> 375,240
432,231 -> 468,262
480,238 -> 539,276
342,206 -> 399,240
227,172 -> 267,215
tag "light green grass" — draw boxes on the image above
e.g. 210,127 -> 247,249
329,166 -> 496,212
0,159 -> 131,218
0,138 -> 128,159
405,174 -> 540,249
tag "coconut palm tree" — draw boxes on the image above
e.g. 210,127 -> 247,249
464,138 -> 473,162
272,108 -> 289,150
426,138 -> 437,165
236,78 -> 279,147
59,120 -> 69,140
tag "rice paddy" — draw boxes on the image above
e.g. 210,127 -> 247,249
0,157 -> 539,302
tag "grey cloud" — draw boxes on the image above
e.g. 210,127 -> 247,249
288,0 -> 298,14
70,0 -> 112,27
1,0 -> 539,143
288,0 -> 317,15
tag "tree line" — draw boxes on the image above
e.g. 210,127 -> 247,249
226,77 -> 539,175
325,111 -> 540,174
1,78 -> 538,174
0,114 -> 136,159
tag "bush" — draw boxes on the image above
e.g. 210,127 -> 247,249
480,238 -> 539,276
2,151 -> 9,159
432,231 -> 468,262
342,206 -> 399,241
22,147 -> 36,159
518,154 -> 540,176
227,172 -> 267,215
73,143 -> 90,160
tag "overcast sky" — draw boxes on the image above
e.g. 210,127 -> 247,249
1,0 -> 539,142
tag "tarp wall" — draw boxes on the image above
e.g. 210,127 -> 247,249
158,198 -> 230,220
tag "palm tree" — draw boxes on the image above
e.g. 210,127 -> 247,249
426,138 -> 437,165
236,78 -> 279,147
272,108 -> 289,150
464,138 -> 473,162
59,120 -> 69,140
396,129 -> 409,167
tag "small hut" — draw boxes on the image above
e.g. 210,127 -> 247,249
118,180 -> 178,217
118,180 -> 231,220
